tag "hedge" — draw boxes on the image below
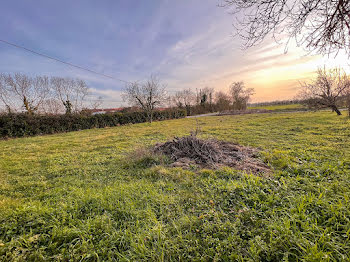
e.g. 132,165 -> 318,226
0,109 -> 186,138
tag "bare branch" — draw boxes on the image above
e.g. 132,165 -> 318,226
298,66 -> 350,115
229,81 -> 255,110
122,76 -> 168,122
221,0 -> 350,56
4,73 -> 49,114
51,77 -> 89,114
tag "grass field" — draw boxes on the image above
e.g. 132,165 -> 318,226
248,104 -> 306,111
1,111 -> 350,261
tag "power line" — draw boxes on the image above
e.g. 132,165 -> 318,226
0,39 -> 131,84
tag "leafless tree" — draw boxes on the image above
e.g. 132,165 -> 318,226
122,76 -> 167,122
3,73 -> 50,114
345,88 -> 350,117
89,96 -> 104,111
221,0 -> 350,56
40,98 -> 64,115
203,87 -> 215,109
172,88 -> 195,114
215,91 -> 232,112
229,81 -> 254,110
299,67 -> 350,115
0,73 -> 14,113
51,77 -> 89,114
0,74 -> 90,114
196,87 -> 215,110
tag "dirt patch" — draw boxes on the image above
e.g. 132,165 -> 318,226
154,135 -> 270,174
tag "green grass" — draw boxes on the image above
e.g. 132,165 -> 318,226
248,103 -> 306,111
0,111 -> 349,261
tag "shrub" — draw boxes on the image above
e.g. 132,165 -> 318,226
0,109 -> 186,138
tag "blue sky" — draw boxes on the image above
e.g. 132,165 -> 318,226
1,0 -> 347,106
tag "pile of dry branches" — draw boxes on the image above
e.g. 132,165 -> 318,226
154,135 -> 270,174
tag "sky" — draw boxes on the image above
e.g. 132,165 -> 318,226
1,0 -> 349,107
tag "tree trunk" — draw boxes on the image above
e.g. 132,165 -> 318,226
332,105 -> 342,115
186,105 -> 191,116
23,96 -> 33,115
147,110 -> 153,123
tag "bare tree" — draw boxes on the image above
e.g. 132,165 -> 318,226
51,77 -> 89,114
229,81 -> 254,110
89,96 -> 104,111
0,74 -> 89,114
299,67 -> 350,115
196,87 -> 215,111
73,79 -> 89,112
195,88 -> 201,105
215,91 -> 231,112
172,88 -> 195,115
0,73 -> 14,113
345,88 -> 350,117
40,98 -> 64,115
4,73 -> 50,114
122,76 -> 167,123
222,0 -> 350,56
204,87 -> 215,110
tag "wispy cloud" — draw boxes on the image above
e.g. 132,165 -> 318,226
1,0 -> 349,106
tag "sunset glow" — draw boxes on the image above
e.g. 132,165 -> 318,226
1,1 -> 349,106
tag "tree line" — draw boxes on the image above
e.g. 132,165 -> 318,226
2,67 -> 350,121
170,67 -> 350,117
0,73 -> 90,115
0,73 -> 256,121
170,82 -> 254,115
122,77 -> 255,122
122,66 -> 350,121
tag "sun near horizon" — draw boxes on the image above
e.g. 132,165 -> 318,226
1,1 -> 349,107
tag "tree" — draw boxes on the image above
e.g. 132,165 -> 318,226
89,96 -> 104,111
51,77 -> 89,114
196,87 -> 215,111
229,81 -> 254,110
122,76 -> 167,123
345,88 -> 350,117
0,73 -> 89,114
4,73 -> 49,115
222,0 -> 350,56
215,91 -> 232,112
299,67 -> 350,115
204,87 -> 215,110
41,98 -> 64,115
172,89 -> 195,115
0,73 -> 14,113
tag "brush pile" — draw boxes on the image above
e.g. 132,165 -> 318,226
154,135 -> 270,174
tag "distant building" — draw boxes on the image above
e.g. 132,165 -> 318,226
157,107 -> 168,111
